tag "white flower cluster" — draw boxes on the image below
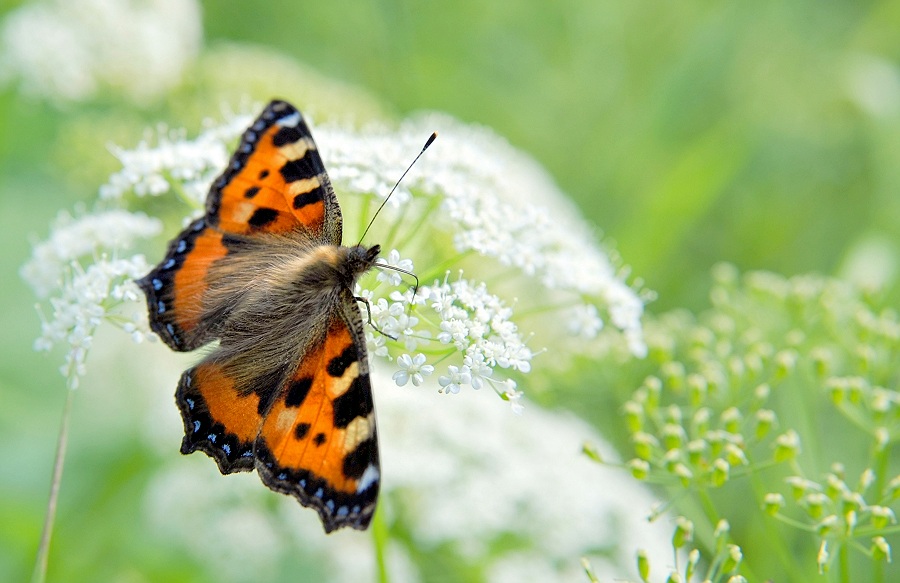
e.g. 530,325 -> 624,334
34,256 -> 155,388
21,209 -> 162,297
0,0 -> 202,103
361,254 -> 532,412
315,116 -> 647,357
99,114 -> 253,204
22,209 -> 163,388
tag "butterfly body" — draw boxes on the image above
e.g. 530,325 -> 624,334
138,100 -> 382,532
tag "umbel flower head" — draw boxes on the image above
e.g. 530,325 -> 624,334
23,103 -> 646,407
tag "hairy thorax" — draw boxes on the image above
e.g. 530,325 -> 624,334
199,235 -> 380,388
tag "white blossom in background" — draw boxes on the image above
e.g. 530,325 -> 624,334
33,255 -> 156,389
22,209 -> 162,388
99,114 -> 253,204
142,369 -> 672,583
21,209 -> 162,298
0,0 -> 202,103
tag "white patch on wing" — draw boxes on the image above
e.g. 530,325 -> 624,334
356,464 -> 379,493
276,111 -> 301,127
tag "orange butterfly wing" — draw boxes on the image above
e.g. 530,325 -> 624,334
138,100 -> 341,349
255,314 -> 378,532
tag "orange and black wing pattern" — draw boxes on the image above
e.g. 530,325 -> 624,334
138,100 -> 341,351
254,314 -> 379,532
206,100 -> 342,242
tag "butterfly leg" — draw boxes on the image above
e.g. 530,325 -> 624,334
355,296 -> 399,341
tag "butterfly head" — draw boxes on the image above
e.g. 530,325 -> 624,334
343,243 -> 381,282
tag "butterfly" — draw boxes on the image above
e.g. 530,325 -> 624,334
137,100 -> 385,532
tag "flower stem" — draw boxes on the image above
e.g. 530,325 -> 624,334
372,503 -> 390,583
32,385 -> 76,583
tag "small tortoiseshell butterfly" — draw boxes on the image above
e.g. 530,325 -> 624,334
138,100 -> 385,532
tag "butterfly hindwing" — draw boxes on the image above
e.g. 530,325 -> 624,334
207,100 -> 343,244
255,309 -> 379,532
176,361 -> 261,473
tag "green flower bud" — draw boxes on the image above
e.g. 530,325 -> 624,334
685,549 -> 699,580
632,432 -> 658,461
872,536 -> 891,563
662,361 -> 686,392
755,409 -> 776,440
764,493 -> 785,515
687,373 -> 707,407
806,493 -> 828,519
687,439 -> 707,466
721,407 -> 742,434
672,516 -> 694,549
636,549 -> 650,582
721,544 -> 743,573
623,400 -> 644,433
628,458 -> 650,480
870,506 -> 897,530
662,423 -> 686,451
774,430 -> 801,462
711,458 -> 730,487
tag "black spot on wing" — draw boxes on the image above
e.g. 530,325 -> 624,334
272,125 -> 305,147
248,207 -> 279,228
280,159 -> 313,183
314,432 -> 326,446
327,345 -> 358,377
244,186 -> 260,199
285,378 -> 313,408
332,374 -> 373,428
293,187 -> 324,209
342,437 -> 377,480
294,422 -> 310,440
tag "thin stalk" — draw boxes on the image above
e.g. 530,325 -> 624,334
32,386 -> 76,583
372,504 -> 390,583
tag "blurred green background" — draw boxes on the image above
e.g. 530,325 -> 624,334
2,0 -> 900,581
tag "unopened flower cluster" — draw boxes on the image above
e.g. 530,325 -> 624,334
597,263 -> 900,576
583,516 -> 746,583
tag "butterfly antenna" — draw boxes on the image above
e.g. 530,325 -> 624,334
357,132 -> 438,246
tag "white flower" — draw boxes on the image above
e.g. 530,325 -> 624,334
464,353 -> 494,390
375,249 -> 415,286
392,353 -> 434,387
438,365 -> 471,394
502,380 -> 525,415
0,0 -> 202,103
567,303 -> 604,339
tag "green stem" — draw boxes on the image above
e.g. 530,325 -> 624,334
838,542 -> 849,583
32,385 -> 77,583
372,503 -> 390,583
